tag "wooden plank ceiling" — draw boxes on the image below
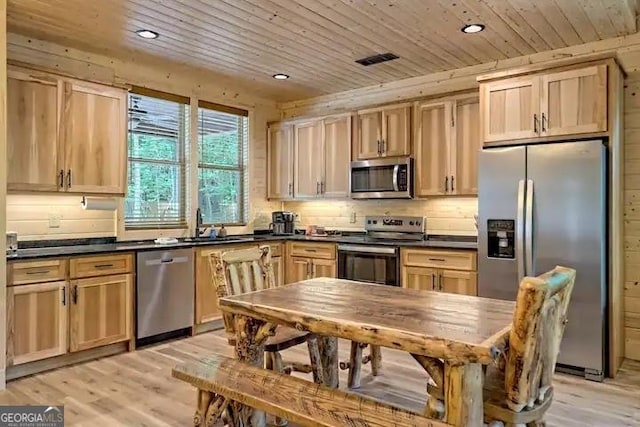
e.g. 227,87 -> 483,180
7,0 -> 639,102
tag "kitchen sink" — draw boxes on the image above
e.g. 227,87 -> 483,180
182,236 -> 254,244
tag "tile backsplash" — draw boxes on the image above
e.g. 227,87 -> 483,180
7,195 -> 117,241
283,197 -> 478,236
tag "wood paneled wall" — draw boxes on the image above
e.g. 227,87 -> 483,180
283,198 -> 477,236
0,0 -> 7,388
6,33 -> 280,241
624,72 -> 640,360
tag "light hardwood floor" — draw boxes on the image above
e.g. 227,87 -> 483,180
0,330 -> 638,426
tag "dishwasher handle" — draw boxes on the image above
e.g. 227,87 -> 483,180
144,255 -> 189,266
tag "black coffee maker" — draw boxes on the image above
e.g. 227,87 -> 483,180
270,211 -> 295,235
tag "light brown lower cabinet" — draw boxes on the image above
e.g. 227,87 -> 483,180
272,256 -> 284,287
401,248 -> 477,296
286,256 -> 337,284
7,281 -> 68,366
69,274 -> 132,352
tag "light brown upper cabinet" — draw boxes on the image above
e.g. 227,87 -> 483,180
414,96 -> 480,197
294,120 -> 324,199
321,115 -> 351,198
7,69 -> 61,192
540,65 -> 607,136
291,114 -> 351,199
480,75 -> 539,143
62,81 -> 127,194
355,103 -> 411,160
7,66 -> 128,195
480,64 -> 607,144
267,123 -> 294,199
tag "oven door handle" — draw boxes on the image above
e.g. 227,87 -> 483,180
337,244 -> 398,255
392,164 -> 400,192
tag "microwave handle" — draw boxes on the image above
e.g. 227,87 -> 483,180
392,164 -> 400,192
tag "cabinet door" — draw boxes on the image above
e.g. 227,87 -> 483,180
439,270 -> 477,296
452,98 -> 481,195
415,102 -> 449,197
272,256 -> 285,287
287,257 -> 310,284
7,282 -> 67,366
356,110 -> 382,160
402,266 -> 437,291
69,274 -> 132,352
481,76 -> 540,143
540,65 -> 607,136
312,258 -> 337,279
382,105 -> 411,156
195,248 -> 222,324
323,115 -> 351,198
267,124 -> 294,199
294,121 -> 324,198
7,70 -> 62,192
62,81 -> 127,194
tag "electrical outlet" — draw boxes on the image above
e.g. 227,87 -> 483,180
350,212 -> 357,224
48,214 -> 62,228
294,213 -> 301,222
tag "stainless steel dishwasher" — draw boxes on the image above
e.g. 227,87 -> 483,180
136,248 -> 194,342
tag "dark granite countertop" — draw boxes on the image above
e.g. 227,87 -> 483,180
7,233 -> 477,261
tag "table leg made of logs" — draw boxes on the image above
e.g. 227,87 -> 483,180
194,315 -> 341,427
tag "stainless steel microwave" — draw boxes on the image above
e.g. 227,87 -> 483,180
350,157 -> 412,199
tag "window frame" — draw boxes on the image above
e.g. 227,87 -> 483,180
196,102 -> 249,227
124,88 -> 190,230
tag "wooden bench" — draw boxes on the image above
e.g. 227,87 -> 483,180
173,354 -> 450,427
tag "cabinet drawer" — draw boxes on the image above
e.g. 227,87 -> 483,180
402,249 -> 476,271
70,253 -> 133,278
11,259 -> 68,285
287,242 -> 336,260
265,243 -> 283,257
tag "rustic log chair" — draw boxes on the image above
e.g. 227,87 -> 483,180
209,245 -> 324,426
425,265 -> 576,426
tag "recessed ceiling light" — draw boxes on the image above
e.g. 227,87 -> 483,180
461,24 -> 485,34
272,73 -> 290,80
136,29 -> 159,39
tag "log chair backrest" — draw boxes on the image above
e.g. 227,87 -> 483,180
209,245 -> 275,340
505,265 -> 576,412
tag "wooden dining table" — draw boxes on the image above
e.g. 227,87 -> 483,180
219,278 -> 515,427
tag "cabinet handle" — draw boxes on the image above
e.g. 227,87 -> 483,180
26,270 -> 51,275
431,273 -> 435,290
59,170 -> 64,188
72,285 -> 78,304
94,263 -> 114,269
451,175 -> 455,192
304,248 -> 317,252
321,181 -> 325,194
428,258 -> 446,262
316,182 -> 320,195
67,169 -> 72,188
533,114 -> 538,134
451,104 -> 455,127
381,139 -> 385,154
62,286 -> 66,306
307,262 -> 312,278
445,176 -> 448,193
288,182 -> 292,196
377,140 -> 381,155
438,273 -> 443,291
541,112 -> 547,132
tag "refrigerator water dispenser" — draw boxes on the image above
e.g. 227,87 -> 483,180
487,219 -> 515,259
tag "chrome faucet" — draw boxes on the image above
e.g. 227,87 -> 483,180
195,207 -> 206,238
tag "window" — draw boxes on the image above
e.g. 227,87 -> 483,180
125,90 -> 189,229
197,101 -> 248,225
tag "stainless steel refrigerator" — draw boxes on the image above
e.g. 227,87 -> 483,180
478,140 -> 606,381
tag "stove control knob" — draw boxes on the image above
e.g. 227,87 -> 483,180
409,221 -> 414,226
367,220 -> 371,224
373,220 -> 378,225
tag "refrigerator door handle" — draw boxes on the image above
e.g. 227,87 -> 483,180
516,179 -> 526,281
525,179 -> 534,276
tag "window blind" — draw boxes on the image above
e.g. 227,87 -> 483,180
125,92 -> 189,229
197,104 -> 249,225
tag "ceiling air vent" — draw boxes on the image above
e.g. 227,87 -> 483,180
355,52 -> 399,66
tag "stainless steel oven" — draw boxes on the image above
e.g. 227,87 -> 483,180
350,157 -> 412,199
338,244 -> 399,286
